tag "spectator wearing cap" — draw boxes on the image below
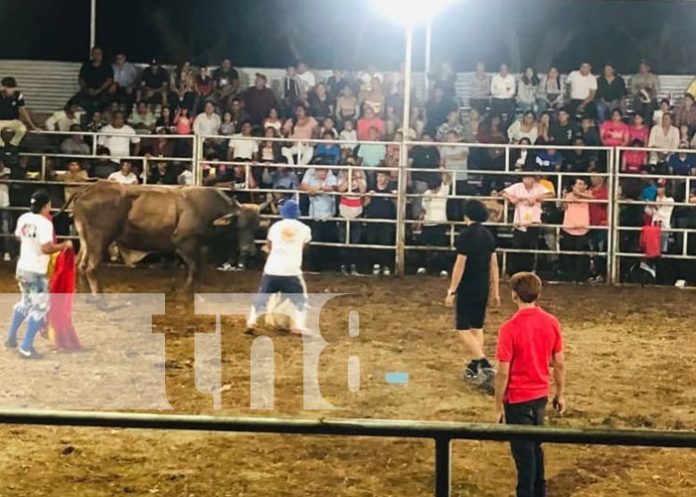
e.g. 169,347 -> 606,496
137,60 -> 170,107
301,164 -> 338,270
631,61 -> 660,124
45,101 -> 82,132
242,73 -> 278,127
0,77 -> 37,151
110,52 -> 138,107
74,47 -> 114,113
212,58 -> 240,107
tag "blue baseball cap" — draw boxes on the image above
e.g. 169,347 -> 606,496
279,199 -> 300,220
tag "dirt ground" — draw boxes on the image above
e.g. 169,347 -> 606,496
0,264 -> 695,497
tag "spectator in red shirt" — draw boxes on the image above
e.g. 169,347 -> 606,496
600,109 -> 630,147
589,174 -> 609,281
494,272 -> 566,497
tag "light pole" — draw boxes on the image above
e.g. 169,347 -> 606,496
424,19 -> 433,98
371,0 -> 458,277
90,0 -> 97,51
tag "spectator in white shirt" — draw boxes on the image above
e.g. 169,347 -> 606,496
193,101 -> 222,136
108,160 -> 140,185
295,62 -> 316,94
45,101 -> 82,132
97,111 -> 140,163
228,121 -> 256,161
566,62 -> 598,119
490,64 -> 517,126
648,112 -> 680,165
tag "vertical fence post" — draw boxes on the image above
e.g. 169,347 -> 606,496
606,147 -> 615,285
434,436 -> 452,497
193,136 -> 202,186
610,147 -> 621,284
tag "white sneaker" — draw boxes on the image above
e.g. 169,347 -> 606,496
439,270 -> 448,278
417,267 -> 427,275
3,253 -> 10,262
382,267 -> 391,276
217,263 -> 234,272
350,264 -> 359,276
372,264 -> 381,276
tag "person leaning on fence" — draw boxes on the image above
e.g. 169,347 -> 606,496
502,172 -> 553,275
0,77 -> 38,152
494,272 -> 566,497
363,170 -> 396,276
5,190 -> 73,359
560,177 -> 592,282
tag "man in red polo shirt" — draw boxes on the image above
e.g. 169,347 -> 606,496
494,272 -> 566,497
589,174 -> 609,281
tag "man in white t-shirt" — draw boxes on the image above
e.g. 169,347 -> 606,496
566,62 -> 598,119
502,175 -> 553,274
490,64 -> 517,126
98,111 -> 141,163
246,199 -> 312,336
5,190 -> 72,359
108,160 -> 140,185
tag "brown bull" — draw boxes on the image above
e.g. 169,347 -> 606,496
64,181 -> 262,294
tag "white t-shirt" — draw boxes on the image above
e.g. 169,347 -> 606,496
15,212 -> 54,274
566,71 -> 597,100
98,124 -> 140,162
108,171 -> 139,185
423,183 -> 451,225
490,74 -> 516,99
264,219 -> 312,276
296,71 -> 317,92
228,134 -> 256,160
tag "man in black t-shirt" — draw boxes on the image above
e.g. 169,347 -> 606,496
409,134 -> 441,219
0,77 -> 37,150
445,199 -> 500,389
74,47 -> 114,113
364,171 -> 397,275
549,108 -> 575,146
137,60 -> 170,107
213,59 -> 240,106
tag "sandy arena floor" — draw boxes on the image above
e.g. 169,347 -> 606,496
0,264 -> 695,497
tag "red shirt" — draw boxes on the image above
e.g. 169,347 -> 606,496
357,118 -> 386,141
496,307 -> 563,404
590,184 -> 608,226
600,121 -> 630,147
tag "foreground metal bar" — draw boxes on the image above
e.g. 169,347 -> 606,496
2,409 -> 696,496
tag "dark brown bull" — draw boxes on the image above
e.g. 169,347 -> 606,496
62,181 -> 263,294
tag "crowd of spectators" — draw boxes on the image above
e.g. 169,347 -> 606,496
5,50 -> 696,281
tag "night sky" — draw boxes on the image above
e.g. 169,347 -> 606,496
2,0 -> 696,74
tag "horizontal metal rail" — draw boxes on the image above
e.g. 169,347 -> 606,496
0,409 -> 694,497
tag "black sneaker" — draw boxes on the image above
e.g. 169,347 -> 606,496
4,338 -> 17,349
464,364 -> 478,380
476,367 -> 496,395
18,347 -> 42,359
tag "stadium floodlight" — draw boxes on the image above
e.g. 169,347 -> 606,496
371,0 -> 458,26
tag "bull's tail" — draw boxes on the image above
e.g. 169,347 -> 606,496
55,181 -> 101,217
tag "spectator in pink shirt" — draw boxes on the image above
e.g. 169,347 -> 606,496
600,109 -> 630,147
629,113 -> 650,145
622,138 -> 648,174
357,106 -> 386,141
561,177 -> 592,281
174,107 -> 193,135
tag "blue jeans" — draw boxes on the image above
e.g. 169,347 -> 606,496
15,269 -> 49,321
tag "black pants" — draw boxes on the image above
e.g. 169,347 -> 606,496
560,233 -> 589,282
510,228 -> 540,275
419,225 -> 449,272
568,99 -> 596,119
469,98 -> 490,117
365,221 -> 395,270
73,90 -> 113,114
338,218 -> 364,267
505,397 -> 547,497
633,98 -> 657,124
309,220 -> 337,271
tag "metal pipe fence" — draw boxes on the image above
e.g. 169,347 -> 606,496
10,131 -> 696,283
1,408 -> 696,497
